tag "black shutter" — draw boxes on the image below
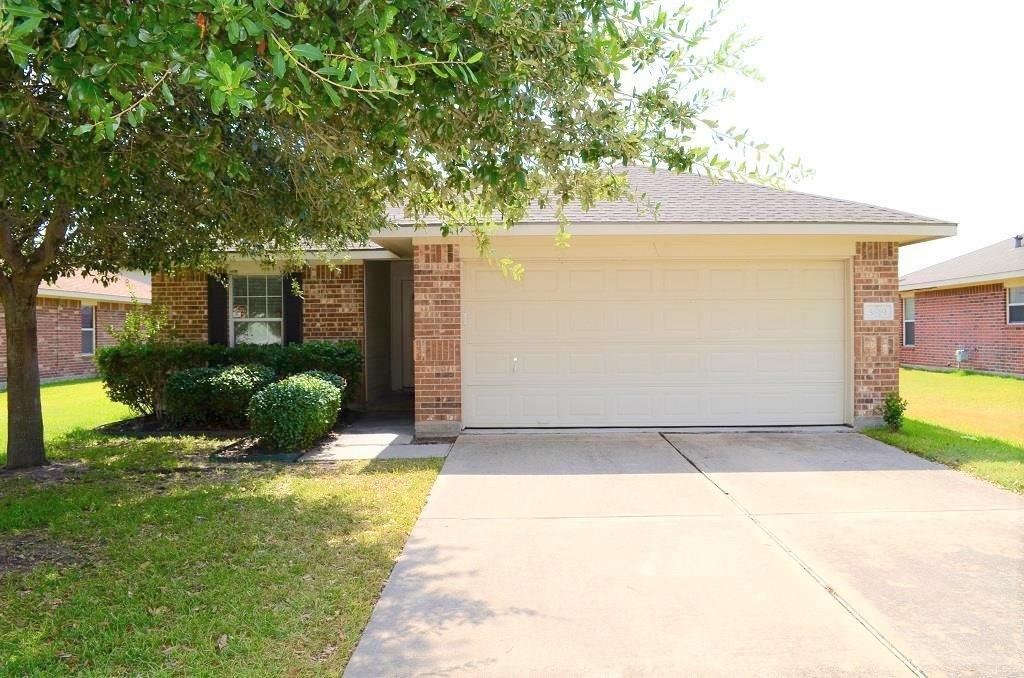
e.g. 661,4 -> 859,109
283,272 -> 304,345
207,275 -> 229,345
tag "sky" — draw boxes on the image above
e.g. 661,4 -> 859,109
706,0 -> 1023,274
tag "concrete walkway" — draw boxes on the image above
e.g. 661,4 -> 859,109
299,413 -> 451,462
345,432 -> 1024,676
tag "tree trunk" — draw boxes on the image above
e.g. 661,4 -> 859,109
3,284 -> 46,469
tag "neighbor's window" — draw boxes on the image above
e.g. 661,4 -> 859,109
81,305 -> 96,355
1009,287 -> 1024,325
231,275 -> 284,345
903,297 -> 916,346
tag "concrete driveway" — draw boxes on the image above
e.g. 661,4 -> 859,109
346,432 -> 1024,677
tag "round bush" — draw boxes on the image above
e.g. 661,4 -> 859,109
165,364 -> 275,428
247,374 -> 342,451
207,364 -> 276,426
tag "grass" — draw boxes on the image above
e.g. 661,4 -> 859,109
865,368 -> 1024,494
0,381 -> 443,675
0,378 -> 133,463
898,368 -> 1024,445
866,420 -> 1023,494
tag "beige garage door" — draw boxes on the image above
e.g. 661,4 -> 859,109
461,259 -> 847,427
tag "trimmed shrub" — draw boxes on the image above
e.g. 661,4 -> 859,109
879,391 -> 908,432
164,364 -> 275,428
299,370 -> 347,394
96,340 -> 361,419
272,342 -> 362,387
96,342 -> 226,417
247,374 -> 342,451
164,367 -> 221,427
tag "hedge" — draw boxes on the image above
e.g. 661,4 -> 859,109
247,374 -> 342,451
96,340 -> 361,419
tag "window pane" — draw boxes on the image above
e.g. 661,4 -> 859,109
234,321 -> 282,345
266,297 -> 283,318
268,276 -> 283,295
249,276 -> 267,297
232,299 -> 248,318
81,329 -> 94,354
903,298 -> 915,321
248,297 -> 267,318
1010,306 -> 1024,324
81,305 -> 94,329
904,321 -> 915,345
232,277 -> 247,296
1010,287 -> 1024,304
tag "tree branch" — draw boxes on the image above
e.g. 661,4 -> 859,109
27,203 -> 71,277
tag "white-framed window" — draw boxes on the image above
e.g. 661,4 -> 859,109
230,275 -> 284,346
81,304 -> 96,355
903,297 -> 916,346
1009,287 -> 1024,325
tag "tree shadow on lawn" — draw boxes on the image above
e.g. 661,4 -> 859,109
0,434 -> 444,675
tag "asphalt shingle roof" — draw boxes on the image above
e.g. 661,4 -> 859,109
900,236 -> 1024,289
388,166 -> 952,226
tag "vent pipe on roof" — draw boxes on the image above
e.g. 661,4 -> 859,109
1016,235 -> 1024,248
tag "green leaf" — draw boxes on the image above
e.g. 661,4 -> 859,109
64,27 -> 82,49
322,83 -> 341,106
72,124 -> 94,136
291,43 -> 323,61
466,51 -> 483,64
272,51 -> 286,78
161,82 -> 174,106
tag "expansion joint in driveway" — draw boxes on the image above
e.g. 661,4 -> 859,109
658,433 -> 927,678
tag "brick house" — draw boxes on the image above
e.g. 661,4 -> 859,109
899,235 -> 1024,376
151,168 -> 955,434
0,273 -> 150,385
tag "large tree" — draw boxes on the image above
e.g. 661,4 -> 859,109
0,0 -> 798,468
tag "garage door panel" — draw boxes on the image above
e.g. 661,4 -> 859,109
462,258 -> 846,426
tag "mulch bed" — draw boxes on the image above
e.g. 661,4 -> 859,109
209,437 -> 303,463
97,416 -> 247,439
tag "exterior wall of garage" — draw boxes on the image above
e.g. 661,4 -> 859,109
899,283 -> 1024,376
852,242 -> 901,427
414,236 -> 902,432
412,243 -> 462,437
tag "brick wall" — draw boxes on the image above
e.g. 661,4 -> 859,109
900,283 -> 1024,375
151,271 -> 208,341
853,242 -> 901,425
0,298 -> 131,382
302,264 -> 365,346
413,243 -> 461,437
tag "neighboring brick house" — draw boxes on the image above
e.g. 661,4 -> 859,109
151,168 -> 956,434
899,235 -> 1024,376
0,273 -> 150,385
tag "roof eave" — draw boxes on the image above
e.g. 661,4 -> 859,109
900,269 -> 1024,292
37,288 -> 150,304
373,221 -> 957,243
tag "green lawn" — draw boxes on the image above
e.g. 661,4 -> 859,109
865,368 -> 1024,494
898,368 -> 1024,445
0,381 -> 443,675
0,378 -> 133,463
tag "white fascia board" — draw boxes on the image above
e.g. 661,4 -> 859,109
900,269 -> 1024,292
375,221 -> 957,242
37,288 -> 149,304
224,249 -> 398,267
